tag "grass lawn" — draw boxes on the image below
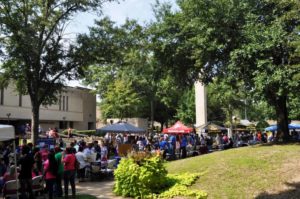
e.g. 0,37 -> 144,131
165,143 -> 300,199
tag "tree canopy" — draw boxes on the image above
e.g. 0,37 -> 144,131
151,0 -> 300,140
0,0 -> 114,144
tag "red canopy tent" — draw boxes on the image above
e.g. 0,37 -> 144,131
163,121 -> 193,134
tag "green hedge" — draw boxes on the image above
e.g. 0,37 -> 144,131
61,129 -> 101,136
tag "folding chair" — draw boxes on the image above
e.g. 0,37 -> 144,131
32,175 -> 45,197
89,163 -> 102,181
2,180 -> 20,199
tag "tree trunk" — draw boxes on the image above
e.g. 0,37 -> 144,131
150,100 -> 154,130
31,100 -> 40,145
275,95 -> 289,142
160,122 -> 164,132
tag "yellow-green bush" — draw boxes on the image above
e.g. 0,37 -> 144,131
113,153 -> 207,199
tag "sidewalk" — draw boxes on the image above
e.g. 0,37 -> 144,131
76,179 -> 124,199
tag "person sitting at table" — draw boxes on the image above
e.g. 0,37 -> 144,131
3,165 -> 17,182
75,146 -> 88,182
83,143 -> 93,157
0,165 -> 17,193
100,141 -> 108,168
0,164 -> 16,192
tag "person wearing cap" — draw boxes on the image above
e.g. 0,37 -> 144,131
54,146 -> 64,197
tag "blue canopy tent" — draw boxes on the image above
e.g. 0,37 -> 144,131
265,123 -> 300,131
97,122 -> 146,134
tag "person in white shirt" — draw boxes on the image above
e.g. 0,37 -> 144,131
83,143 -> 93,156
75,146 -> 88,182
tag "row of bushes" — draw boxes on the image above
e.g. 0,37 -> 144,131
61,129 -> 105,137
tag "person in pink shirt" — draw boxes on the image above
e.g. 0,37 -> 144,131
62,147 -> 76,198
43,151 -> 57,199
41,146 -> 49,162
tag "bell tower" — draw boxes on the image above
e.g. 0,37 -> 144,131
195,81 -> 207,127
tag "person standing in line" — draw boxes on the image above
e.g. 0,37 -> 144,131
55,147 -> 64,197
18,145 -> 35,199
75,146 -> 88,182
180,135 -> 187,158
43,151 -> 58,199
62,147 -> 76,199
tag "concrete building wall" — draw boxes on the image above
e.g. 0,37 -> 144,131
0,83 -> 96,132
74,90 -> 96,130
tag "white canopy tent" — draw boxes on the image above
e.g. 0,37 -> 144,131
0,124 -> 15,141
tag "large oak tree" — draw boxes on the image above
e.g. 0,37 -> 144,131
152,0 -> 300,141
0,0 -> 113,144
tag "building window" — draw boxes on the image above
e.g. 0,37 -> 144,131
66,96 -> 69,111
69,121 -> 73,128
88,122 -> 94,130
62,96 -> 65,111
59,121 -> 67,129
59,121 -> 63,129
19,93 -> 22,107
0,88 -> 4,105
59,95 -> 61,110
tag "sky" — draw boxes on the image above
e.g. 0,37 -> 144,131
67,0 -> 177,37
68,0 -> 177,87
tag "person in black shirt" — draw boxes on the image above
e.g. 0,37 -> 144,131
18,145 -> 35,199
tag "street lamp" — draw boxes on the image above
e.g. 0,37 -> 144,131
6,113 -> 11,124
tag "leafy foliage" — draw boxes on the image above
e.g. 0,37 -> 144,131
62,129 -> 97,136
114,155 -> 168,198
100,79 -> 142,119
0,0 -> 114,144
79,17 -> 183,126
151,0 -> 300,139
175,87 -> 196,125
158,173 -> 208,199
114,153 -> 207,199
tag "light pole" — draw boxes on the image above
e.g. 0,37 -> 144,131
6,113 -> 11,124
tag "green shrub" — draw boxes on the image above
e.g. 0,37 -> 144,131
114,155 -> 168,198
113,153 -> 207,199
159,173 -> 208,199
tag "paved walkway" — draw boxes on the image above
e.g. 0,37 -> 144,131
76,179 -> 124,199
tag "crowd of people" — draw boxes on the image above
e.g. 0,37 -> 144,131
0,137 -> 109,199
1,125 -> 299,199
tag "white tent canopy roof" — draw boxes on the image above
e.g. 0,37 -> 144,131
0,125 -> 15,141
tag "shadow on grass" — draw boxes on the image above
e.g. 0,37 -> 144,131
257,141 -> 300,147
255,182 -> 300,199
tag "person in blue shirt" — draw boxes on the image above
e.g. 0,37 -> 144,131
159,137 -> 168,159
169,135 -> 176,159
180,135 -> 187,158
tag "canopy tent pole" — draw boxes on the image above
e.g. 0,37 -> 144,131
13,139 -> 19,197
